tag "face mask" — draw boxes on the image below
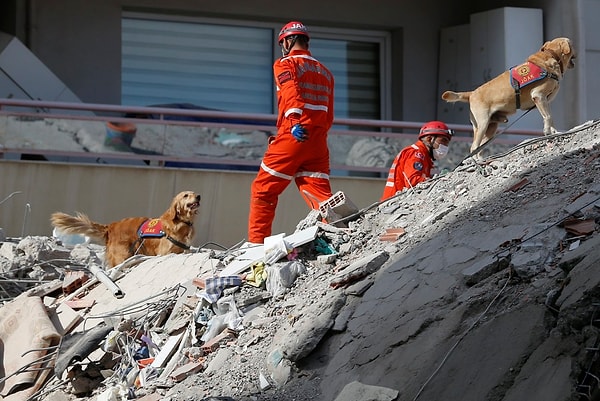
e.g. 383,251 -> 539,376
433,143 -> 449,160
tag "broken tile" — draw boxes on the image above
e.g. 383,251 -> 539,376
563,218 -> 596,236
505,178 -> 530,192
62,270 -> 91,295
379,227 -> 406,242
64,298 -> 96,310
201,329 -> 236,353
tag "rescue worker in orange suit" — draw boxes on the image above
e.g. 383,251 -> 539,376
380,121 -> 453,201
248,21 -> 335,244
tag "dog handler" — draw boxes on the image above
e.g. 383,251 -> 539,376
380,120 -> 453,201
247,21 -> 335,244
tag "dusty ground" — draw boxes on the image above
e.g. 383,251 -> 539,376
1,119 -> 600,401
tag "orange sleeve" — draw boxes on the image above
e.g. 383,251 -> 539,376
396,147 -> 431,188
273,58 -> 304,127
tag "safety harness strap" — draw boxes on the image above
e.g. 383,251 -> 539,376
509,61 -> 559,109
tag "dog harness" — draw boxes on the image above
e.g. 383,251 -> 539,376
509,61 -> 559,109
133,218 -> 191,254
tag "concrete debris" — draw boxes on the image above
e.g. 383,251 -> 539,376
333,380 -> 399,401
330,251 -> 390,289
1,120 -> 600,401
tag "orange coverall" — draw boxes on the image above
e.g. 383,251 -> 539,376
248,49 -> 335,244
380,140 -> 433,201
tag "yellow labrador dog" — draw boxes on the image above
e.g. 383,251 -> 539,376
442,37 -> 576,156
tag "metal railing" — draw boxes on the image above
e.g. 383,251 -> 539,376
0,98 -> 544,175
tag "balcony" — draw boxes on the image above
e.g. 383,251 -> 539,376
0,98 -> 543,175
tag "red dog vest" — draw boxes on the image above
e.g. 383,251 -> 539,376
137,218 -> 165,238
509,61 -> 547,88
508,61 -> 557,108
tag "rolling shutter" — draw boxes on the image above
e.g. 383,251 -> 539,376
121,17 -> 273,113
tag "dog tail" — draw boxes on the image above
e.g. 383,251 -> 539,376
50,212 -> 108,244
441,90 -> 471,103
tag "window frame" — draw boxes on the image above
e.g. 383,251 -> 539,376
122,12 -> 392,119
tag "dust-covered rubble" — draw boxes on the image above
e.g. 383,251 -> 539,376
1,120 -> 600,401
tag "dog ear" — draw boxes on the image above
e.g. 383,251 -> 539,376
540,40 -> 551,52
559,38 -> 573,57
164,195 -> 181,222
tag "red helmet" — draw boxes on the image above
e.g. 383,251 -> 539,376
278,21 -> 309,44
418,121 -> 453,140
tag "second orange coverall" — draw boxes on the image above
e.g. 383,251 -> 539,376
248,49 -> 335,244
380,140 -> 434,201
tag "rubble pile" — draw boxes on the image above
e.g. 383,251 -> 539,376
0,119 -> 600,401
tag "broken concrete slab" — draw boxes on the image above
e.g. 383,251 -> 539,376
333,381 -> 399,401
501,335 -> 575,401
419,205 -> 454,226
461,254 -> 509,285
269,289 -> 346,362
170,361 -> 203,382
408,304 -> 548,401
330,251 -> 389,289
49,302 -> 83,336
203,347 -> 234,375
563,183 -> 600,216
71,251 -> 217,332
556,234 -> 600,310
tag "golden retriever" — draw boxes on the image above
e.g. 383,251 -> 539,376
441,37 -> 576,156
50,191 -> 201,268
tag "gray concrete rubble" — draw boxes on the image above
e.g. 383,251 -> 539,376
0,120 -> 599,401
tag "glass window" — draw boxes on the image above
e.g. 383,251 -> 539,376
121,15 -> 388,119
310,39 -> 381,119
122,18 -> 273,113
